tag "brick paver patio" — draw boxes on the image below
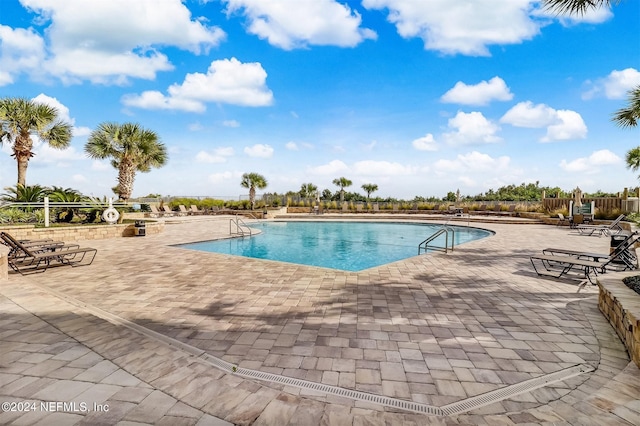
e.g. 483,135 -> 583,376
1,215 -> 639,425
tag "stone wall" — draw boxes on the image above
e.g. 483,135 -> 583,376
598,273 -> 640,368
0,220 -> 164,242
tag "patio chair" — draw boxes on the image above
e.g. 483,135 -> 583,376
149,205 -> 164,217
190,205 -> 205,215
1,233 -> 79,258
556,213 -> 570,226
1,232 -> 96,274
162,205 -> 176,216
541,232 -> 638,270
178,205 -> 192,216
530,235 -> 638,284
574,214 -> 625,237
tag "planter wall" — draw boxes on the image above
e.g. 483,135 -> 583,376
0,221 -> 164,242
598,273 -> 640,368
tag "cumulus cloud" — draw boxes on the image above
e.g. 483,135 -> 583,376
208,171 -> 238,184
536,3 -> 613,25
362,0 -> 540,56
559,149 -> 621,173
441,76 -> 513,105
500,101 -> 587,141
244,144 -> 274,158
442,111 -> 501,146
16,0 -> 225,84
412,133 -> 438,151
222,0 -> 376,49
353,160 -> 416,176
122,58 -> 273,112
582,68 -> 640,100
0,24 -> 45,86
434,151 -> 510,172
307,159 -> 349,175
196,147 -> 235,163
285,142 -> 299,150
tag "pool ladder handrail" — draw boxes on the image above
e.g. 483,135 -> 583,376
230,215 -> 252,237
418,225 -> 455,254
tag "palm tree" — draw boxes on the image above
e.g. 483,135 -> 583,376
332,177 -> 352,203
85,122 -> 167,201
361,183 -> 378,201
542,0 -> 618,15
613,87 -> 640,128
241,172 -> 268,210
0,97 -> 73,186
1,184 -> 48,202
299,183 -> 318,199
626,147 -> 640,177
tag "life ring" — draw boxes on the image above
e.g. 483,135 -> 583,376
102,207 -> 120,224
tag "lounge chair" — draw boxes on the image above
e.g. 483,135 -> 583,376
1,232 -> 96,274
530,234 -> 638,284
190,205 -> 205,215
556,213 -> 570,226
149,205 -> 164,217
178,205 -> 192,216
162,205 -> 176,216
574,214 -> 625,237
542,232 -> 638,270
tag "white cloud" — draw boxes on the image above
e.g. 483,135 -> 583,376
353,160 -> 416,176
0,24 -> 45,86
19,0 -> 225,84
307,159 -> 349,175
72,174 -> 87,183
441,76 -> 513,105
536,4 -> 613,25
208,171 -> 238,184
285,142 -> 299,150
91,160 -> 110,171
244,143 -> 274,158
559,149 -> 621,173
412,133 -> 438,151
196,147 -> 235,163
500,101 -> 556,128
434,151 -> 510,172
188,122 -> 204,131
442,111 -> 501,146
122,58 -> 273,112
582,68 -> 640,100
543,110 -> 587,142
222,120 -> 240,128
31,93 -> 91,139
222,0 -> 376,49
362,0 -> 540,56
500,101 -> 587,142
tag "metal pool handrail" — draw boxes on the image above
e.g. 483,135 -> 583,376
418,225 -> 455,254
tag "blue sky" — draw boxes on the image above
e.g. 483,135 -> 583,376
1,0 -> 639,200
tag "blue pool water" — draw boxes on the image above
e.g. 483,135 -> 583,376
177,221 -> 492,271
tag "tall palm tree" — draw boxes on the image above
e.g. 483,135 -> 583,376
0,97 -> 73,186
85,122 -> 167,201
361,183 -> 378,201
613,87 -> 640,128
332,177 -> 352,203
241,172 -> 268,210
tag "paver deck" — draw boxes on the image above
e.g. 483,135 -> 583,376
1,215 -> 639,425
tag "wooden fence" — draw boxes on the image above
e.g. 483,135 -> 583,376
543,197 -> 625,213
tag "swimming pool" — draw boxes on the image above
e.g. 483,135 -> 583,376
177,221 -> 492,271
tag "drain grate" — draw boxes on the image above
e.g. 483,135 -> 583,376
440,364 -> 595,416
28,281 -> 596,417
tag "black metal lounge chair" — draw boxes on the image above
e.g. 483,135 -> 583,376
574,214 -> 625,237
1,232 -> 97,274
530,234 -> 638,284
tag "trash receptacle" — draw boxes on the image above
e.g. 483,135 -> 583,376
134,220 -> 146,237
610,234 -> 627,263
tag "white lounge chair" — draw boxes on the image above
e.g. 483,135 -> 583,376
575,214 -> 625,237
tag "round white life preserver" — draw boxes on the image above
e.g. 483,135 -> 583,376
102,207 -> 120,224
